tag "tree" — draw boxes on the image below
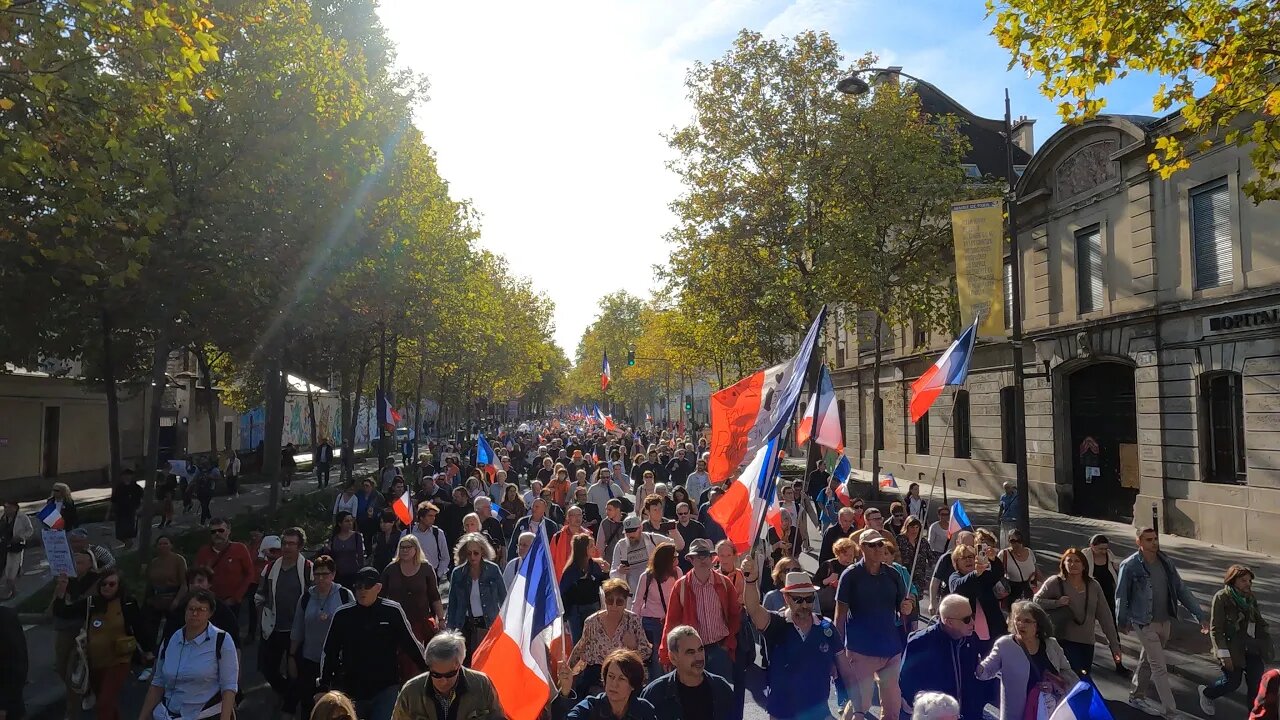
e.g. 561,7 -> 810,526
988,0 -> 1280,202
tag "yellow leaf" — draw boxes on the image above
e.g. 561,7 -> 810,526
0,98 -> 13,110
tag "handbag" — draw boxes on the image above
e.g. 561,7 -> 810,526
68,603 -> 91,696
115,635 -> 138,657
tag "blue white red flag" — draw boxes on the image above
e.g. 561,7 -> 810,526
948,500 -> 973,538
910,319 -> 978,422
592,404 -> 617,433
377,388 -> 401,431
477,434 -> 500,480
1049,680 -> 1115,720
709,435 -> 783,552
797,365 -> 844,452
601,351 -> 611,392
472,524 -> 568,720
37,502 -> 64,530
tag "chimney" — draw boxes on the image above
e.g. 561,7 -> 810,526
880,66 -> 904,88
1012,115 -> 1036,156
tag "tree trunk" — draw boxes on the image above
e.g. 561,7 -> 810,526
136,322 -> 171,565
412,359 -> 425,477
100,309 -> 123,488
263,354 -> 286,511
195,346 -> 219,459
338,366 -> 353,486
869,312 -> 884,502
305,381 -> 318,451
344,344 -> 371,484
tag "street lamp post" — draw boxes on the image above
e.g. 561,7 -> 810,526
837,68 -> 1033,544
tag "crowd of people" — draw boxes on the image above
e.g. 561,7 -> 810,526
2,422 -> 1278,720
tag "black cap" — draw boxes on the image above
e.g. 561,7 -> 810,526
352,567 -> 381,588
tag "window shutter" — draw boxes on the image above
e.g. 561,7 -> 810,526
1191,179 -> 1232,290
1075,225 -> 1103,313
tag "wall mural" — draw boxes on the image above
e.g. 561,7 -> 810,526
237,394 -> 437,451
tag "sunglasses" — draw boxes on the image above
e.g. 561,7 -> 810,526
788,595 -> 815,604
604,597 -> 628,606
430,669 -> 460,679
210,528 -> 228,534
944,614 -> 974,624
852,504 -> 865,510
862,540 -> 885,548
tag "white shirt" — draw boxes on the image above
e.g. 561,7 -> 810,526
610,532 -> 671,590
405,525 -> 449,577
928,522 -> 951,554
332,494 -> 359,519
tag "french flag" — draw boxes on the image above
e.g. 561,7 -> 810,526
880,473 -> 898,489
473,524 -> 569,720
492,503 -> 509,522
707,307 -> 826,483
1049,680 -> 1115,720
601,351 -> 611,392
477,434 -> 500,480
377,388 -> 401,431
948,500 -> 973,538
832,455 -> 853,507
909,319 -> 978,423
392,490 -> 414,526
37,502 -> 64,530
593,404 -> 617,433
796,365 -> 844,452
710,435 -> 784,552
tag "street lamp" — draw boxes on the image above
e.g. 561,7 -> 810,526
837,67 -> 1034,545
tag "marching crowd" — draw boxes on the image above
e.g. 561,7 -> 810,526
1,423 -> 1278,720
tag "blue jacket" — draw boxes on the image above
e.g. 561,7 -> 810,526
447,561 -> 506,629
1115,551 -> 1206,628
898,621 -> 991,720
552,692 -> 657,720
639,670 -> 734,720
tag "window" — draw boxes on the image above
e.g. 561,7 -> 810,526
1013,164 -> 1027,178
1201,372 -> 1245,484
953,390 -> 971,459
961,164 -> 982,179
1003,259 -> 1013,330
1000,387 -> 1016,464
915,411 -> 930,455
874,396 -> 884,451
837,399 -> 847,444
1191,178 -> 1233,290
1075,224 -> 1103,313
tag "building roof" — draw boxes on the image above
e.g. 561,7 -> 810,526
910,79 -> 1033,180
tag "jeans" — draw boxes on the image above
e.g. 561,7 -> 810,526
704,641 -> 733,685
259,630 -> 292,699
1204,652 -> 1265,701
316,463 -> 331,488
1131,620 -> 1174,713
1059,639 -> 1096,676
566,602 -> 599,645
641,616 -> 665,678
354,685 -> 400,720
294,657 -> 322,718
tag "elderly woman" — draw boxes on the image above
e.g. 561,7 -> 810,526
447,532 -> 506,666
52,550 -> 99,717
997,529 -> 1040,603
392,630 -> 504,718
289,555 -> 353,718
948,542 -> 1006,655
86,568 -> 153,720
898,515 -> 938,602
1033,547 -> 1121,675
762,557 -> 807,612
554,648 -> 656,720
976,601 -> 1078,720
567,579 -> 651,695
911,692 -> 961,720
1199,564 -> 1272,715
141,588 -> 239,720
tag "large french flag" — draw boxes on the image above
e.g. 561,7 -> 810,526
1049,680 -> 1115,720
708,307 -> 826,483
796,365 -> 843,452
473,524 -> 567,720
593,404 -> 617,433
37,502 -> 64,530
392,490 -> 414,526
909,320 -> 978,423
477,433 -> 501,480
601,351 -> 611,392
710,435 -> 784,552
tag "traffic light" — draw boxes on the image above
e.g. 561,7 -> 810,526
626,348 -> 636,366
684,395 -> 693,412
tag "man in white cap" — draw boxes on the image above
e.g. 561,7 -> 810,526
834,529 -> 913,720
610,513 -> 672,590
742,562 -> 840,720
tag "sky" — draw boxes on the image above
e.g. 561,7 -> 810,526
375,0 -> 1167,356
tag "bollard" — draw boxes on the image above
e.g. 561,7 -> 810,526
1151,501 -> 1159,534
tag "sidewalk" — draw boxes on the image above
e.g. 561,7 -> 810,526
845,468 -> 1268,718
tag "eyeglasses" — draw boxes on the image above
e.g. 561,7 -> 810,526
944,614 -> 974,624
852,504 -> 865,510
467,550 -> 482,557
604,597 -> 628,606
210,528 -> 228,534
429,668 -> 460,679
788,595 -> 815,604
677,512 -> 690,517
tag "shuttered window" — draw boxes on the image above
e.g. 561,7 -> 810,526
915,411 -> 930,455
1076,225 -> 1103,313
1191,178 -> 1232,290
953,390 -> 971,459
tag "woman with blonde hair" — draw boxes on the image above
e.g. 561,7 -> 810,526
309,690 -> 357,720
42,482 -> 78,531
447,532 -> 505,665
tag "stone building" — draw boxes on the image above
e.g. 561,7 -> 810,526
831,109 -> 1280,555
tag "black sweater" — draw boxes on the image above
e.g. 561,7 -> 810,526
318,598 -> 425,700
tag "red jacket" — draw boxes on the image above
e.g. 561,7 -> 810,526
194,541 -> 255,604
658,569 -> 742,667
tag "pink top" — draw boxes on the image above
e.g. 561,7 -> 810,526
632,568 -> 682,619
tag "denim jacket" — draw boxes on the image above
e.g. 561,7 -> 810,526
1115,550 -> 1206,628
447,561 -> 506,628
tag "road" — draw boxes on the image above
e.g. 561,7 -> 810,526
24,473 -> 1263,719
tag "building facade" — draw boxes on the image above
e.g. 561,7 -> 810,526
831,112 -> 1280,555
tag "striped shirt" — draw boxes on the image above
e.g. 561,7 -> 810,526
690,570 -> 730,645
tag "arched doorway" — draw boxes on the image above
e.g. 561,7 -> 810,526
1067,361 -> 1138,521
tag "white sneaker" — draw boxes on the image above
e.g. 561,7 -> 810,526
1126,696 -> 1160,717
1198,685 -> 1215,716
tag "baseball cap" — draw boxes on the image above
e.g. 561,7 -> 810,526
352,567 -> 382,588
622,514 -> 642,531
685,538 -> 714,558
858,529 -> 887,545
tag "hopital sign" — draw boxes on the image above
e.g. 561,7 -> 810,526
1204,306 -> 1280,335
